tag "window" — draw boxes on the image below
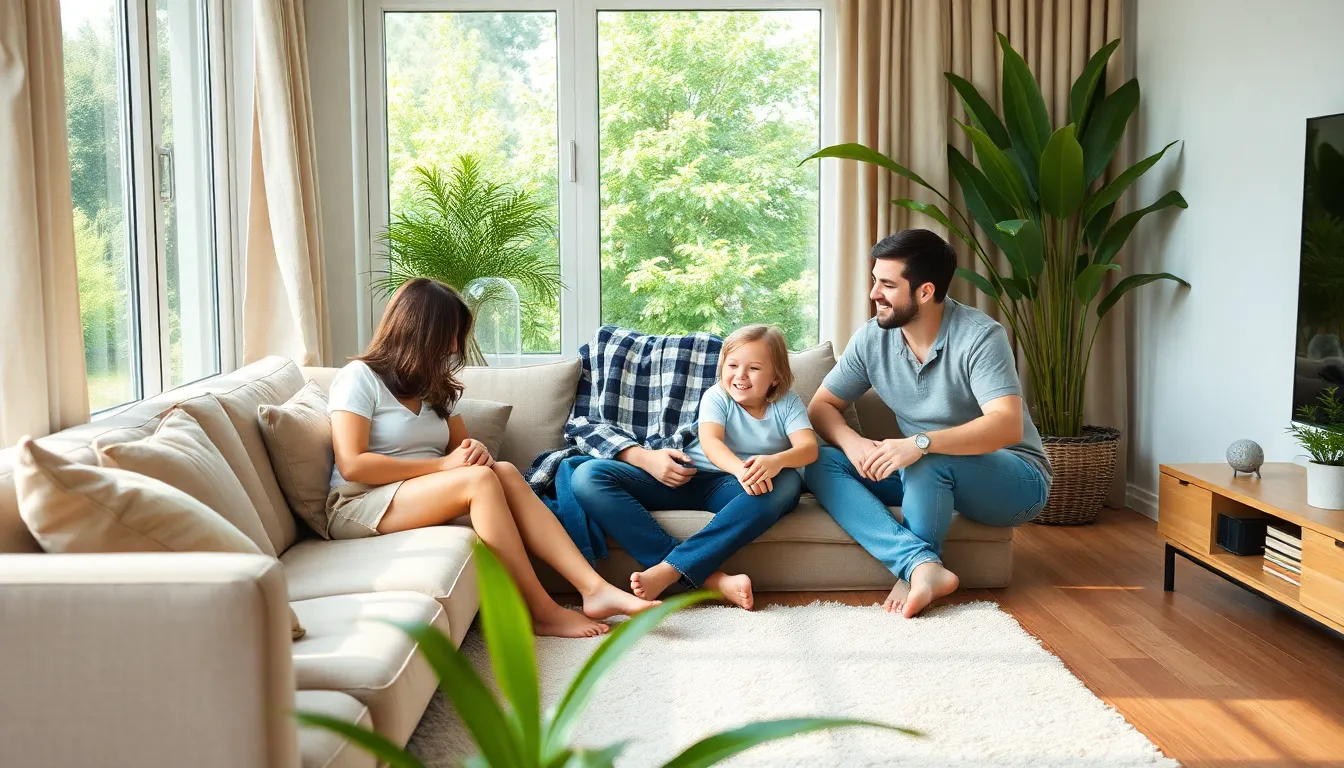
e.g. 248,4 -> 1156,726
365,1 -> 828,357
62,0 -> 232,412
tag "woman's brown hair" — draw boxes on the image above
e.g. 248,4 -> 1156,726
355,278 -> 473,419
719,324 -> 793,403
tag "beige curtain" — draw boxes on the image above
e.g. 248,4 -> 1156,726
244,0 -> 330,366
0,1 -> 89,445
827,0 -> 1127,504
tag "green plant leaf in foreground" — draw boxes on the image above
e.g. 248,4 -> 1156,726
956,267 -> 999,300
294,713 -> 427,768
1039,124 -> 1086,219
1075,263 -> 1122,305
542,591 -> 720,764
1069,39 -> 1121,129
892,199 -> 971,246
1082,140 -> 1180,227
1092,190 -> 1189,266
1080,78 -> 1140,184
803,144 -> 937,194
661,718 -> 924,768
1096,271 -> 1189,318
474,541 -> 542,759
562,742 -> 629,768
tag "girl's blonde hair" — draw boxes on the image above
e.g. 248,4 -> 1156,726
719,324 -> 793,403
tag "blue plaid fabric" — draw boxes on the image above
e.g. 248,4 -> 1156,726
526,325 -> 723,493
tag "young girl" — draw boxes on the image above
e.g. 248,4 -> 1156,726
572,324 -> 817,610
327,278 -> 656,637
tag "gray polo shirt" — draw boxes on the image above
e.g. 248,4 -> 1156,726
821,298 -> 1051,483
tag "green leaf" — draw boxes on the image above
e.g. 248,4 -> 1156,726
1093,191 -> 1188,265
542,591 -> 718,763
1080,79 -> 1139,184
1084,202 -> 1115,249
997,219 -> 1046,279
474,542 -> 541,759
1075,251 -> 1090,277
804,144 -> 937,193
295,714 -> 426,768
956,267 -> 999,300
392,620 -> 524,768
998,33 -> 1051,192
892,199 -> 971,245
1082,140 -> 1180,226
1039,124 -> 1086,219
1075,263 -> 1121,305
945,72 -> 1010,148
947,146 -> 1017,251
958,120 -> 1032,214
996,273 -> 1023,301
662,718 -> 922,768
1069,39 -> 1121,129
562,742 -> 628,768
1097,271 -> 1189,317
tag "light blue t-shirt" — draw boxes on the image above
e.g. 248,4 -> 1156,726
685,385 -> 814,473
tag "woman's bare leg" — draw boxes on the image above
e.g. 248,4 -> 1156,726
378,466 -> 608,638
491,462 -> 659,619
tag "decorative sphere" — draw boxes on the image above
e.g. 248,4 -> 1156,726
1226,439 -> 1265,474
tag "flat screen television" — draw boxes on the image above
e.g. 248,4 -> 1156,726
1294,113 -> 1344,425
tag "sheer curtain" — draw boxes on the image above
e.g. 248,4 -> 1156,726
0,0 -> 89,445
243,0 -> 330,366
823,0 -> 1128,503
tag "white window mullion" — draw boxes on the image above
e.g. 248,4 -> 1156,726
208,0 -> 237,373
570,0 -> 601,350
125,0 -> 165,398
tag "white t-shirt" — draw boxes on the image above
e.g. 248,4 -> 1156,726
327,360 -> 453,488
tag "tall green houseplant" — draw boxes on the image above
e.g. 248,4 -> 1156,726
808,35 -> 1187,440
375,155 -> 563,363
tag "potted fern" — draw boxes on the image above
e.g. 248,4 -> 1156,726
298,541 -> 918,766
807,35 -> 1188,524
374,155 -> 563,365
1288,387 -> 1344,510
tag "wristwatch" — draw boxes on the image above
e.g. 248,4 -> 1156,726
913,433 -> 931,454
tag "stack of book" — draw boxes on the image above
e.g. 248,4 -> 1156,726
1263,522 -> 1303,586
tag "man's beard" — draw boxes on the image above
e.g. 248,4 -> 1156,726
875,298 -> 918,329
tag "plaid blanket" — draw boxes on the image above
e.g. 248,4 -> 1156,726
526,325 -> 723,493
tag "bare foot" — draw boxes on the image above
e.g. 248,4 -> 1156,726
704,571 -> 754,610
900,562 -> 960,618
882,580 -> 909,614
533,607 -> 610,638
630,562 -> 681,601
582,581 -> 660,620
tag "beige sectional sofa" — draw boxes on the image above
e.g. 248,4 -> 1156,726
0,346 -> 1011,768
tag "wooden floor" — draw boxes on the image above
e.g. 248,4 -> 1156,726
757,508 -> 1344,768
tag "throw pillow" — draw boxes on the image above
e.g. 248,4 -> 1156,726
257,381 -> 334,539
460,358 -> 581,469
455,398 -> 513,459
95,409 -> 277,556
12,437 -> 305,641
789,342 -> 864,434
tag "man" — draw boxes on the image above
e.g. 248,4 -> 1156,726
804,229 -> 1052,618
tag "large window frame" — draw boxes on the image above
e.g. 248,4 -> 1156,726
68,0 -> 239,415
357,0 -> 835,359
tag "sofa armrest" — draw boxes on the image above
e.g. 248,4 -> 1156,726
0,553 -> 298,768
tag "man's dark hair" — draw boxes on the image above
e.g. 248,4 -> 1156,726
871,228 -> 957,302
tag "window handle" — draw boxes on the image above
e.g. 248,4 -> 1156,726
569,140 -> 577,183
158,147 -> 174,203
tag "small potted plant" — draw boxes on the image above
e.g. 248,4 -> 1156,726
1287,386 -> 1344,510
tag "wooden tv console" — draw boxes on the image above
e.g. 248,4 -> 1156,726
1159,462 -> 1344,636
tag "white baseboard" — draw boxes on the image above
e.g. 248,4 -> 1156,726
1126,483 -> 1158,521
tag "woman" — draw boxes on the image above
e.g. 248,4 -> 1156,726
327,278 -> 656,637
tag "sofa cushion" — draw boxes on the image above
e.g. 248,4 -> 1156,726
291,591 -> 446,746
454,398 -> 513,459
95,409 -> 277,556
459,359 -> 581,468
295,691 -> 376,768
258,381 -> 335,539
788,342 -> 862,433
282,526 -> 479,647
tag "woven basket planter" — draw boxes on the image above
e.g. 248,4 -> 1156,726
1032,426 -> 1121,526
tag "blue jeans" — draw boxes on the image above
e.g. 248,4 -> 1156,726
571,460 -> 803,586
802,446 -> 1048,582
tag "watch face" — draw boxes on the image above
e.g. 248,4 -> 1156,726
915,434 -> 930,450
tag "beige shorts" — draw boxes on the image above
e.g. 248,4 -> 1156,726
325,481 -> 404,540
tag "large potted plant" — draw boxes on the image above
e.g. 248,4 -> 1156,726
299,541 -> 917,766
374,155 -> 563,365
1288,387 -> 1344,510
807,35 -> 1188,524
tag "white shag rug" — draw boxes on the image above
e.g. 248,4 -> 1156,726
408,601 -> 1177,767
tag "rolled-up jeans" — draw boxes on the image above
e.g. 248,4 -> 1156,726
571,459 -> 803,586
802,446 -> 1049,581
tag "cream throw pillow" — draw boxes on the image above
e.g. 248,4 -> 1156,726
13,437 -> 305,640
96,409 -> 276,556
455,398 -> 513,459
257,381 -> 334,539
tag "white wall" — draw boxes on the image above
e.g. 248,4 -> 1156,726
1127,0 -> 1344,515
